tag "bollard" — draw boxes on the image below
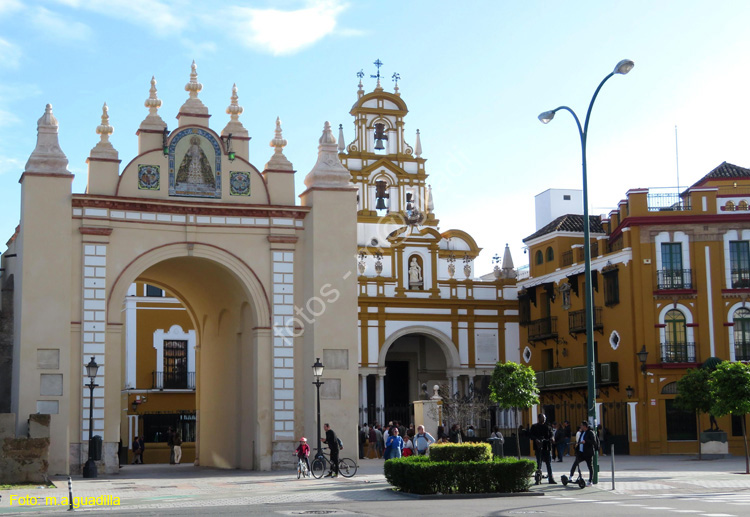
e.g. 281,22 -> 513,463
67,476 -> 73,511
610,443 -> 615,491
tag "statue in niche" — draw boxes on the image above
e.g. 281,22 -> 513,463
176,135 -> 215,187
409,257 -> 423,289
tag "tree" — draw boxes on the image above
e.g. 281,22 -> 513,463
675,367 -> 712,459
434,383 -> 494,438
488,362 -> 540,459
709,361 -> 750,475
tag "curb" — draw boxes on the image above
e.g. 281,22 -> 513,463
390,489 -> 545,500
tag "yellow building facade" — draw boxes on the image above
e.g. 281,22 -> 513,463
519,163 -> 750,456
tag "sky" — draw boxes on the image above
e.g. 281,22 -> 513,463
2,0 -> 750,274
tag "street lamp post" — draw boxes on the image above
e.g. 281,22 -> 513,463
312,358 -> 325,460
82,356 -> 99,478
539,59 -> 634,484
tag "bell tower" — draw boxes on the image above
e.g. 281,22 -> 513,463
339,62 -> 437,230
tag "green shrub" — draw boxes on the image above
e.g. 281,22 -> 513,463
384,456 -> 535,494
428,442 -> 492,462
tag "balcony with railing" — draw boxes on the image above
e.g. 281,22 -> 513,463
561,250 -> 573,267
648,192 -> 691,212
153,371 -> 196,390
527,317 -> 557,342
568,307 -> 603,334
536,362 -> 619,390
656,269 -> 693,290
660,342 -> 696,363
731,268 -> 750,289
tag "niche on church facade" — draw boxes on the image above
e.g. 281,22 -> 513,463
169,128 -> 222,198
408,254 -> 424,290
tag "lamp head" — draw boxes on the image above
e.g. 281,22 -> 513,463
312,358 -> 324,378
538,110 -> 556,124
625,385 -> 634,399
85,356 -> 99,381
614,59 -> 635,75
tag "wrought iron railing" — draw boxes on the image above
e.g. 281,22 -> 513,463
736,342 -> 750,362
527,317 -> 557,342
152,371 -> 195,390
660,342 -> 696,363
568,307 -> 603,334
656,269 -> 693,290
648,193 -> 691,211
536,362 -> 619,389
731,268 -> 750,289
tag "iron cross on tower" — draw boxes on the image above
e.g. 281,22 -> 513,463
371,59 -> 383,81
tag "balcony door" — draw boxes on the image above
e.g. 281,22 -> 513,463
730,241 -> 750,288
735,308 -> 750,361
663,309 -> 690,362
661,243 -> 684,288
164,340 -> 188,389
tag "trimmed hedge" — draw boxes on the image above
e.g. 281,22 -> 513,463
384,456 -> 535,494
428,443 -> 492,462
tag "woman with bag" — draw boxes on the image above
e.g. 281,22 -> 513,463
386,427 -> 404,459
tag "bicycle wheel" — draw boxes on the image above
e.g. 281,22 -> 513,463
338,458 -> 358,478
297,461 -> 302,479
311,457 -> 326,479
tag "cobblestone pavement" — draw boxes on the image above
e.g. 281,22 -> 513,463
1,455 -> 750,514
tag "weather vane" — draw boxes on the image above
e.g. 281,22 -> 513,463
371,59 -> 383,81
356,69 -> 364,80
392,72 -> 400,86
492,253 -> 501,265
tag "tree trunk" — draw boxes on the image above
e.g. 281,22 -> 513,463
697,411 -> 702,461
743,414 -> 749,475
516,424 -> 522,460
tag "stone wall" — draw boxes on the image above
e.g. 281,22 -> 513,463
0,413 -> 50,484
0,275 -> 13,413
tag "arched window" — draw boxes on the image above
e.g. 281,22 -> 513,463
725,201 -> 735,211
739,200 -> 749,211
546,247 -> 554,262
535,250 -> 543,265
663,309 -> 691,363
734,307 -> 750,361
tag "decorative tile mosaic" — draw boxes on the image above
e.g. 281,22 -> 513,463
230,171 -> 251,196
138,164 -> 160,190
168,127 -> 222,198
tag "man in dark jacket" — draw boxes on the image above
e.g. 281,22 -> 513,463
321,423 -> 339,477
569,421 -> 597,486
554,422 -> 565,462
529,414 -> 556,484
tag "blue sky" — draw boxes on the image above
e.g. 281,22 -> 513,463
2,1 -> 750,273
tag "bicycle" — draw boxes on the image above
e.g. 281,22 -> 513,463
310,448 -> 358,479
296,456 -> 311,479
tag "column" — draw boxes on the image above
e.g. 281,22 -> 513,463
81,244 -> 107,442
627,401 -> 638,443
360,374 -> 368,424
376,372 -> 385,424
124,295 -> 137,389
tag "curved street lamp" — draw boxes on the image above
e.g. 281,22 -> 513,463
538,58 -> 634,484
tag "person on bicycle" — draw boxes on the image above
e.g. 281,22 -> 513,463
321,423 -> 339,478
529,413 -> 556,484
295,437 -> 310,473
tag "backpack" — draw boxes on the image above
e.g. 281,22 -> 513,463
337,437 -> 344,450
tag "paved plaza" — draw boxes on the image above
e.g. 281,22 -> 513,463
2,455 -> 750,515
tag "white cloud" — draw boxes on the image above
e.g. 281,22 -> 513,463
0,109 -> 20,127
226,0 -> 349,55
0,154 -> 23,174
0,0 -> 24,15
30,7 -> 93,42
49,0 -> 186,34
0,37 -> 21,68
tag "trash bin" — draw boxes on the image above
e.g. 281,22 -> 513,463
488,437 -> 504,459
90,435 -> 103,461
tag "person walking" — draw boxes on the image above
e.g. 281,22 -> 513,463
132,436 -> 143,464
320,423 -> 339,478
414,425 -> 436,456
554,422 -> 565,462
359,424 -> 367,460
173,432 -> 183,464
529,414 -> 556,484
563,421 -> 572,456
569,421 -> 597,486
167,426 -> 176,465
490,426 -> 505,458
374,424 -> 383,458
449,424 -> 463,443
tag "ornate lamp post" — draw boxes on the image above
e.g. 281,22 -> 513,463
538,59 -> 634,484
82,356 -> 99,478
312,358 -> 325,459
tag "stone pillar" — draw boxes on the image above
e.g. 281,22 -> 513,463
360,374 -> 368,424
376,372 -> 385,424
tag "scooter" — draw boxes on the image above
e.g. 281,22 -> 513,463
560,461 -> 587,489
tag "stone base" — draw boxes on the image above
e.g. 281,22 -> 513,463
70,441 -> 120,475
272,440 -> 296,470
0,413 -> 50,484
700,431 -> 728,459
